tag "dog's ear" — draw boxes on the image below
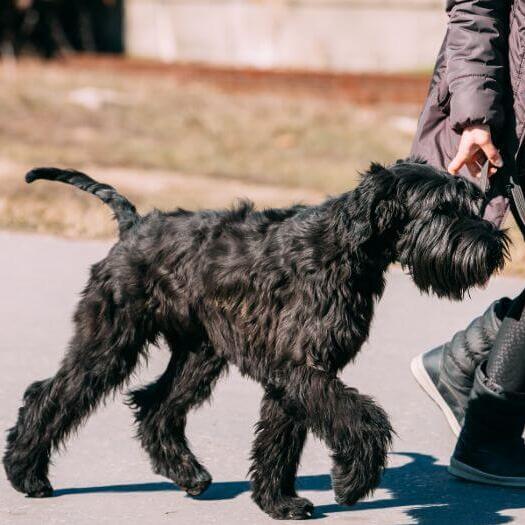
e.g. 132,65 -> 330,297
368,162 -> 389,175
351,163 -> 400,245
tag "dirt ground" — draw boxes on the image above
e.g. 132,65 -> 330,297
0,56 -> 523,275
59,55 -> 432,105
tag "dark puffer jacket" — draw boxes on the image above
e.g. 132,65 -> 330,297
411,0 -> 525,230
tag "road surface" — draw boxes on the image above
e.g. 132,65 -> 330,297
1,231 -> 524,525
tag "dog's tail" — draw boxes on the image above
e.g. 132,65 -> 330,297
331,389 -> 393,506
25,167 -> 139,235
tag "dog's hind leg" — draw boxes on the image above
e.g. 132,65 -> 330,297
129,339 -> 226,496
3,278 -> 155,498
250,394 -> 312,520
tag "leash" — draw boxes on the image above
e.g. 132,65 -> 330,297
509,176 -> 525,234
479,161 -> 490,194
480,158 -> 525,235
476,160 -> 525,235
478,160 -> 525,232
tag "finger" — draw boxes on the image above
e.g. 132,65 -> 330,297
448,153 -> 468,175
479,140 -> 503,168
489,165 -> 499,176
448,143 -> 477,175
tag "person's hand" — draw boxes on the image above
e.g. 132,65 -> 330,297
448,125 -> 503,177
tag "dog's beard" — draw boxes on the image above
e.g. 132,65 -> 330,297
397,215 -> 509,300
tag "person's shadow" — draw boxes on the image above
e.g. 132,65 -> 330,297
316,452 -> 525,524
54,452 -> 525,524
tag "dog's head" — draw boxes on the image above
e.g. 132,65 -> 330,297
354,160 -> 509,300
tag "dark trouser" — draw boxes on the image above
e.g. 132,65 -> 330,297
487,289 -> 525,393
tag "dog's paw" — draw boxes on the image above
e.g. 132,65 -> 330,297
265,496 -> 314,520
331,464 -> 367,507
176,468 -> 212,497
24,477 -> 54,498
334,491 -> 360,507
4,463 -> 54,499
154,459 -> 212,497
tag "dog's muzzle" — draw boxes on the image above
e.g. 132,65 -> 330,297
397,215 -> 508,300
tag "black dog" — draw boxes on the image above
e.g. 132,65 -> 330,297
3,161 -> 508,519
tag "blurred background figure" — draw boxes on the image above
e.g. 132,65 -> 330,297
0,0 -> 123,58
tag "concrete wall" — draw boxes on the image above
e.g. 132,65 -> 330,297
126,0 -> 447,72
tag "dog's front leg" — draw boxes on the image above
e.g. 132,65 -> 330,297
249,393 -> 312,520
278,367 -> 393,507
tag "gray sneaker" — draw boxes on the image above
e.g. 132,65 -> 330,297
411,298 -> 510,436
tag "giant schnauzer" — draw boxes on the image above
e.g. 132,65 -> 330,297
4,161 -> 508,519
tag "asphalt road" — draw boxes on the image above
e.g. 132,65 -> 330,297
1,231 -> 525,525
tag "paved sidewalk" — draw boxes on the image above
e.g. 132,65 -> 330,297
1,231 -> 524,525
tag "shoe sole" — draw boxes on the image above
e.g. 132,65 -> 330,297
449,458 -> 525,487
410,352 -> 461,437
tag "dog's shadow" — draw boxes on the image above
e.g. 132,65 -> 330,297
54,452 -> 525,524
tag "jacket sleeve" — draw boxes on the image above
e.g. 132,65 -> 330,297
446,0 -> 511,134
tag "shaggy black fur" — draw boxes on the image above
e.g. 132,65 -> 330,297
3,161 -> 508,519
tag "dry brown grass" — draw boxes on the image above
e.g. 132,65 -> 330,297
0,59 -> 524,275
0,60 -> 415,192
